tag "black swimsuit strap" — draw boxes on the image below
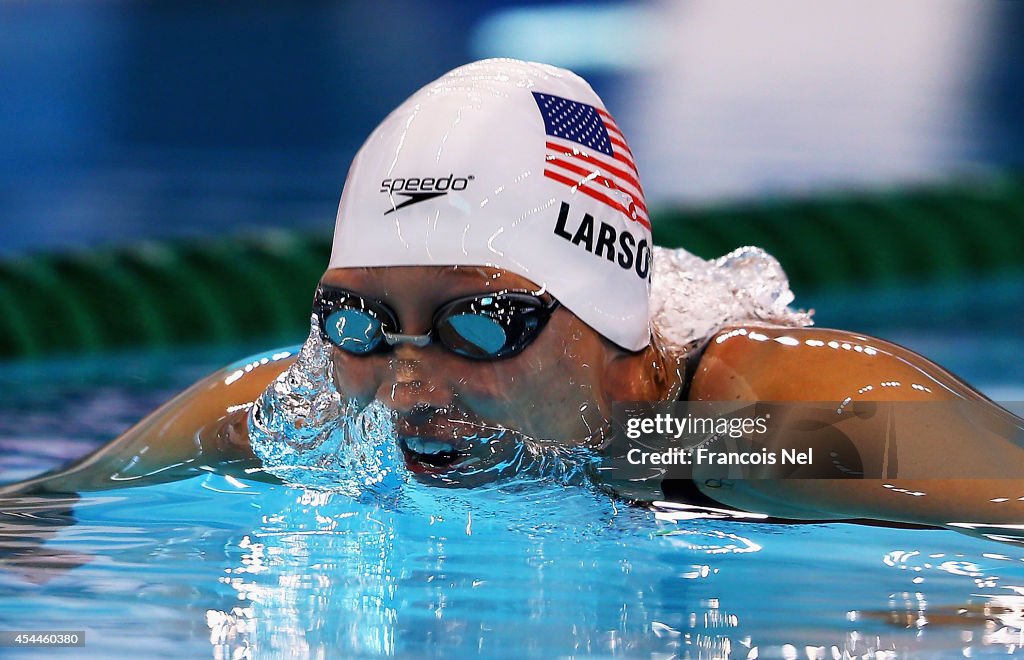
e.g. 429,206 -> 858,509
676,336 -> 711,403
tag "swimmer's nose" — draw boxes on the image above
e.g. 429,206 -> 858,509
377,358 -> 455,416
384,382 -> 455,416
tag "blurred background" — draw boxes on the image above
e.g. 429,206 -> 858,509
0,0 -> 1022,377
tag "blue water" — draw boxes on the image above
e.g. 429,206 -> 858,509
1,335 -> 1023,658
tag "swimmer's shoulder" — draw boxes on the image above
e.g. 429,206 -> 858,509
188,346 -> 299,453
213,346 -> 299,399
2,346 -> 301,495
688,325 -> 986,402
121,344 -> 299,456
163,345 -> 299,426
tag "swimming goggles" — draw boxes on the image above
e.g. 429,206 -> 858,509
314,285 -> 560,360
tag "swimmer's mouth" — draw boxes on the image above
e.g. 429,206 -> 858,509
399,436 -> 465,471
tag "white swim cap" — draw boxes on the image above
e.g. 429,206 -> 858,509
329,58 -> 652,351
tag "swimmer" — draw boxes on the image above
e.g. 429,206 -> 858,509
4,59 -> 1022,533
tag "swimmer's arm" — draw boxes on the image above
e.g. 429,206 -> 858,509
687,326 -> 1024,527
0,351 -> 297,495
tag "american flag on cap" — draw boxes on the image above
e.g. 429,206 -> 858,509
532,91 -> 649,230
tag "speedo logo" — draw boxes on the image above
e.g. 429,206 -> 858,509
380,174 -> 475,215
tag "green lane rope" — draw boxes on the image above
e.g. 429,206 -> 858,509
652,175 -> 1024,290
0,277 -> 38,357
1,175 -> 1021,360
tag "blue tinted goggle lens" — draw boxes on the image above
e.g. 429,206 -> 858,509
437,313 -> 509,358
323,308 -> 383,354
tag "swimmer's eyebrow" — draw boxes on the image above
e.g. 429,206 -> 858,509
314,284 -> 392,309
314,283 -> 359,299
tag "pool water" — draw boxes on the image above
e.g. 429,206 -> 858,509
1,331 -> 1023,658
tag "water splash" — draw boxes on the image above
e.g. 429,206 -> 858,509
248,318 -> 403,496
650,246 -> 813,353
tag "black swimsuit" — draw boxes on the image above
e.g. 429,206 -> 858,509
657,337 -> 728,507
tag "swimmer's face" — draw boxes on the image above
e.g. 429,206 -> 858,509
316,266 -> 674,481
